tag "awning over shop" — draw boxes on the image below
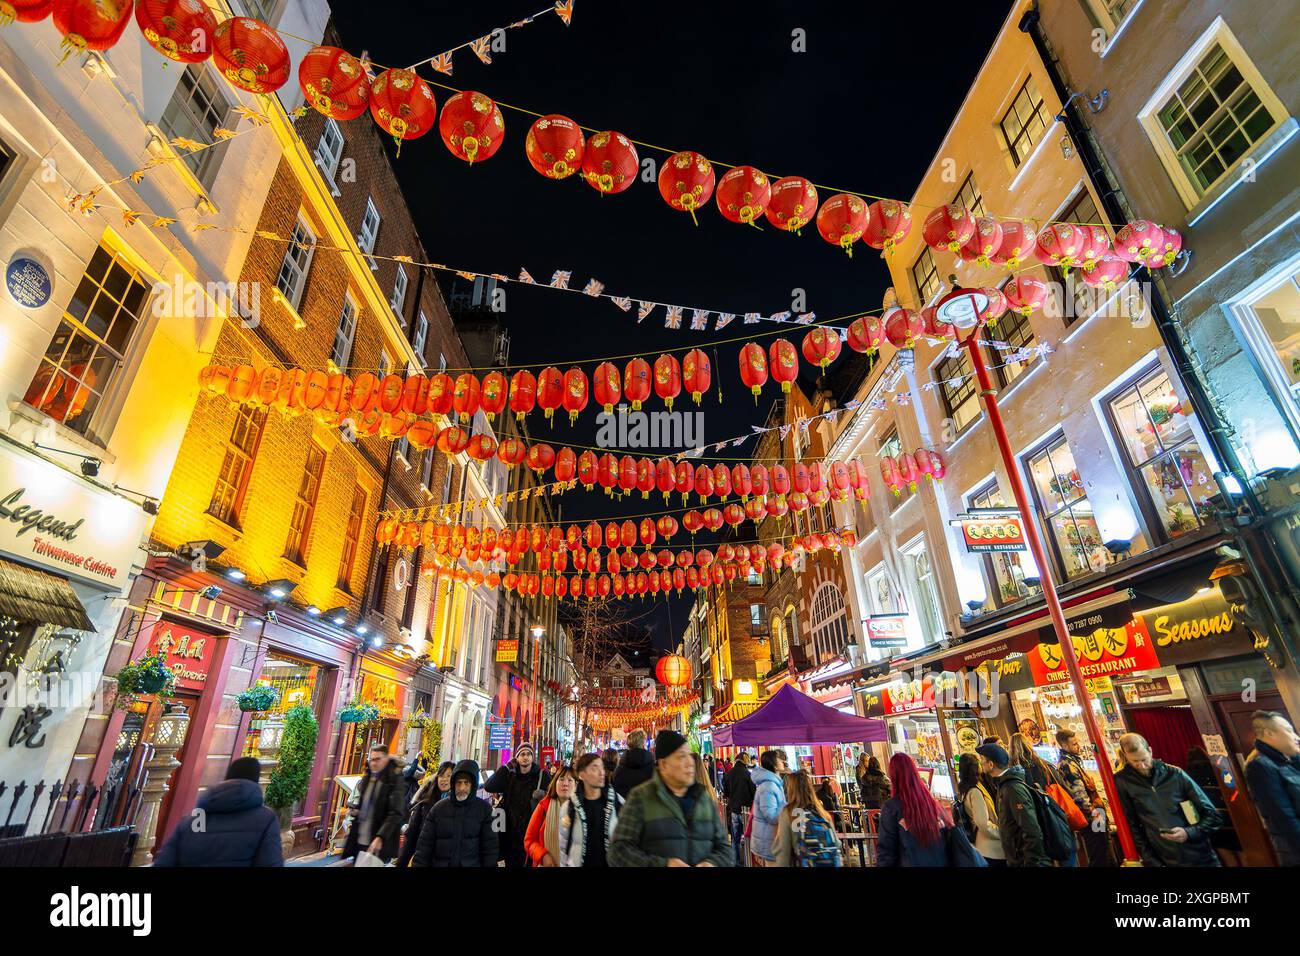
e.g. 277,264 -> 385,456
702,700 -> 762,727
0,557 -> 94,631
711,684 -> 887,747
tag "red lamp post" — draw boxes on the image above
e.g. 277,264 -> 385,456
934,285 -> 1140,865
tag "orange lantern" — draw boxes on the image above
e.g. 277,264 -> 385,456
655,654 -> 692,687
425,373 -> 453,416
554,446 -> 577,483
815,193 -> 870,256
212,16 -> 289,93
562,367 -> 588,424
479,371 -> 506,421
467,433 -> 497,462
765,175 -> 818,233
135,0 -> 215,63
525,114 -> 584,179
801,326 -> 841,371
437,425 -> 469,457
508,370 -> 536,420
439,90 -> 505,164
715,165 -> 770,226
526,443 -> 555,473
863,200 -> 912,256
581,130 -> 638,195
497,437 -> 526,466
53,0 -> 134,58
369,68 -> 437,152
624,357 -> 651,410
298,45 -> 370,120
658,150 -> 715,224
653,353 -> 681,411
0,0 -> 53,25
739,342 -> 768,400
452,373 -> 480,423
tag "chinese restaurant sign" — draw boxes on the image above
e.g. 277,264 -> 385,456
495,639 -> 519,663
1029,617 -> 1159,686
866,614 -> 909,649
961,516 -> 1026,553
1137,591 -> 1257,667
147,620 -> 218,692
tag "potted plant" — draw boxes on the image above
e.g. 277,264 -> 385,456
338,700 -> 381,724
111,652 -> 177,709
237,683 -> 281,713
265,705 -> 319,856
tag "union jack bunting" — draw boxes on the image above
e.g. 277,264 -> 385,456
611,296 -> 632,311
431,52 -> 453,75
583,278 -> 605,297
690,309 -> 709,330
743,312 -> 762,324
637,301 -> 656,322
470,36 -> 493,64
550,270 -> 571,289
795,312 -> 815,325
518,268 -> 536,284
555,1 -> 574,25
714,313 -> 735,331
664,306 -> 683,329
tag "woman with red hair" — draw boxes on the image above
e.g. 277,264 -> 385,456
877,753 -> 961,866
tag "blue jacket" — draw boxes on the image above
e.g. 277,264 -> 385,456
749,767 -> 785,860
876,797 -> 951,867
152,779 -> 283,867
1245,740 -> 1300,866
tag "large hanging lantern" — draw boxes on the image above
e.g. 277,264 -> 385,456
1076,224 -> 1112,271
212,16 -> 289,93
731,463 -> 753,499
437,425 -> 470,457
467,433 -> 497,462
298,45 -> 370,120
497,437 -> 526,466
426,372 -> 453,416
592,361 -> 621,414
847,316 -> 885,355
53,0 -> 134,59
815,193 -> 870,256
440,90 -> 505,164
959,216 -> 1004,268
863,200 -> 912,256
526,443 -> 555,473
537,366 -> 564,421
452,373 -> 480,423
525,114 -> 584,179
1003,275 -> 1050,317
883,307 -> 924,350
920,305 -> 956,341
989,219 -> 1037,269
1081,253 -> 1129,293
655,460 -> 675,502
801,326 -> 842,371
508,369 -> 536,420
765,176 -> 818,233
979,286 -> 1009,326
769,338 -> 798,394
562,367 -> 588,424
715,165 -> 770,226
135,0 -> 215,62
682,348 -> 711,405
582,130 -> 638,195
555,446 -> 577,484
658,150 -> 716,224
653,353 -> 682,411
624,357 -> 651,410
479,371 -> 506,421
1114,219 -> 1162,264
922,203 -> 976,254
1034,222 -> 1086,271
0,0 -> 53,25
370,68 -> 437,151
738,342 -> 768,400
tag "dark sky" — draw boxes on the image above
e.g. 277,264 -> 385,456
330,1 -> 1011,651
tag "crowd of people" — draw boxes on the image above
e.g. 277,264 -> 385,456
147,709 -> 1300,868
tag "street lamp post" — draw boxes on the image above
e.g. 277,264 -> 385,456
936,285 -> 1140,864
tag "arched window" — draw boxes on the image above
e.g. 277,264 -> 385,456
810,583 -> 848,663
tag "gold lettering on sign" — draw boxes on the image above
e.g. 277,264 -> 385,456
1152,609 -> 1234,646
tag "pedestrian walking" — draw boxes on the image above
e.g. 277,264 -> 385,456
976,742 -> 1050,867
343,744 -> 407,865
1244,710 -> 1300,865
482,742 -> 544,868
877,753 -> 959,867
525,765 -> 579,866
956,752 -> 1004,867
1010,732 -> 1057,792
613,729 -> 655,798
1055,730 -> 1115,867
397,761 -> 454,867
402,750 -> 428,810
608,730 -> 733,867
602,748 -> 621,781
411,760 -> 499,867
722,750 -> 756,865
749,750 -> 788,866
1114,732 -> 1222,867
857,756 -> 891,810
774,770 -> 842,867
152,757 -> 283,867
566,752 -> 623,867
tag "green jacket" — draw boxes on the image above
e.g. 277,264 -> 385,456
609,771 -> 734,867
991,765 -> 1051,867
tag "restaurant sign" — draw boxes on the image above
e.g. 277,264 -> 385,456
495,639 -> 519,663
866,613 -> 909,649
146,619 -> 219,692
1137,591 -> 1257,668
960,516 -> 1026,553
1029,617 -> 1160,686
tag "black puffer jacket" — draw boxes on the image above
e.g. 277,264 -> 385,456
613,747 -> 655,799
482,759 -> 543,833
722,761 -> 755,815
343,761 -> 407,862
412,760 -> 499,867
152,779 -> 282,867
1116,759 -> 1221,867
1246,740 -> 1300,866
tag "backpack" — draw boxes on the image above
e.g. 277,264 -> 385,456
792,809 -> 842,868
951,794 -> 977,842
1026,783 -> 1076,862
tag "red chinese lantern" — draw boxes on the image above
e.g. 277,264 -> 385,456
1142,225 -> 1182,268
0,0 -> 53,25
537,367 -> 564,421
880,455 -> 903,496
801,326 -> 842,371
731,463 -> 753,499
765,495 -> 788,519
765,176 -> 818,233
745,496 -> 767,523
527,443 -> 555,473
863,200 -> 912,256
723,503 -> 745,527
673,462 -> 695,502
426,373 -> 453,416
922,203 -> 976,254
439,90 -> 505,164
370,68 -> 437,151
658,150 -> 715,224
554,446 -> 577,483
655,654 -> 692,687
619,457 -> 638,495
653,354 -> 682,411
682,510 -> 703,536
635,459 -> 655,498
1003,276 -> 1050,317
815,193 -> 870,255
478,371 -> 506,421
959,216 -> 1004,268
1076,224 -> 1112,271
467,433 -> 497,462
497,437 -> 526,467
682,348 -> 711,405
624,357 -> 651,411
212,16 -> 289,93
695,465 -> 715,503
656,515 -> 678,541
452,373 -> 480,423
508,370 -> 536,420
1035,222 -> 1087,270
1081,254 -> 1128,293
920,305 -> 955,341
843,459 -> 864,500
562,367 -> 588,424
989,219 -> 1037,269
525,114 -> 584,179
53,0 -> 134,58
883,307 -> 923,350
136,0 -> 215,63
847,316 -> 885,355
298,45 -> 370,120
750,464 -> 769,497
712,463 -> 732,499
582,130 -> 638,195
788,491 -> 809,513
715,165 -> 770,226
1114,220 -> 1162,264
437,425 -> 469,457
979,287 -> 1009,326
592,361 -> 621,414
898,453 -> 920,492
597,453 -> 619,494
769,339 -> 798,393
655,459 -> 675,502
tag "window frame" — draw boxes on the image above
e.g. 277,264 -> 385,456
952,170 -> 986,219
337,483 -> 367,592
412,309 -> 428,362
999,75 -> 1050,168
207,403 -> 268,528
275,214 -> 316,310
158,63 -> 232,188
284,442 -> 327,566
1047,189 -> 1108,327
933,349 -> 981,436
357,197 -> 381,254
901,535 -> 945,645
330,292 -> 359,370
1020,432 -> 1107,582
391,264 -> 408,318
966,479 -> 1040,608
989,299 -> 1038,388
315,118 -> 344,184
911,247 -> 942,306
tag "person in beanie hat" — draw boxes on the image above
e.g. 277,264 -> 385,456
977,742 -> 1050,867
152,757 -> 283,867
609,730 -> 733,867
483,741 -> 544,867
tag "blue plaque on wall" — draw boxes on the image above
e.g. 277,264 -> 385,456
6,255 -> 52,309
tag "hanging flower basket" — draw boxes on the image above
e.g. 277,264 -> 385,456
237,684 -> 281,713
111,652 -> 177,708
404,710 -> 437,731
338,701 -> 381,724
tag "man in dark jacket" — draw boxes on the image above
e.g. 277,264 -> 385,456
343,745 -> 407,864
721,750 -> 756,865
482,742 -> 542,867
1244,710 -> 1300,866
978,742 -> 1050,867
153,757 -> 282,866
1115,732 -> 1221,867
613,729 -> 655,799
412,760 -> 499,867
609,730 -> 733,867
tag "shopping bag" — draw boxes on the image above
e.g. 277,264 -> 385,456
355,850 -> 385,868
1047,782 -> 1089,831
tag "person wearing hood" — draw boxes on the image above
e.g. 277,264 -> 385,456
749,750 -> 788,866
977,742 -> 1050,867
412,759 -> 499,867
153,757 -> 282,867
343,744 -> 407,864
1114,733 -> 1221,867
397,761 -> 454,868
483,742 -> 543,868
609,730 -> 733,867
1245,710 -> 1300,865
613,729 -> 655,798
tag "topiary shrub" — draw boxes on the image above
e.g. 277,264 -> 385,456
266,704 -> 318,829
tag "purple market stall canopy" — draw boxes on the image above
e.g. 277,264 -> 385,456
711,684 -> 887,747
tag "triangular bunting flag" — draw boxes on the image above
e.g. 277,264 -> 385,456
555,1 -> 574,25
519,268 -> 536,284
714,313 -> 735,331
470,36 -> 493,64
550,270 -> 571,289
637,301 -> 656,322
611,296 -> 632,311
795,312 -> 815,324
583,278 -> 604,297
743,312 -> 761,324
664,306 -> 683,329
431,52 -> 453,75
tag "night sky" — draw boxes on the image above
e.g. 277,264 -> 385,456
329,1 -> 1012,651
